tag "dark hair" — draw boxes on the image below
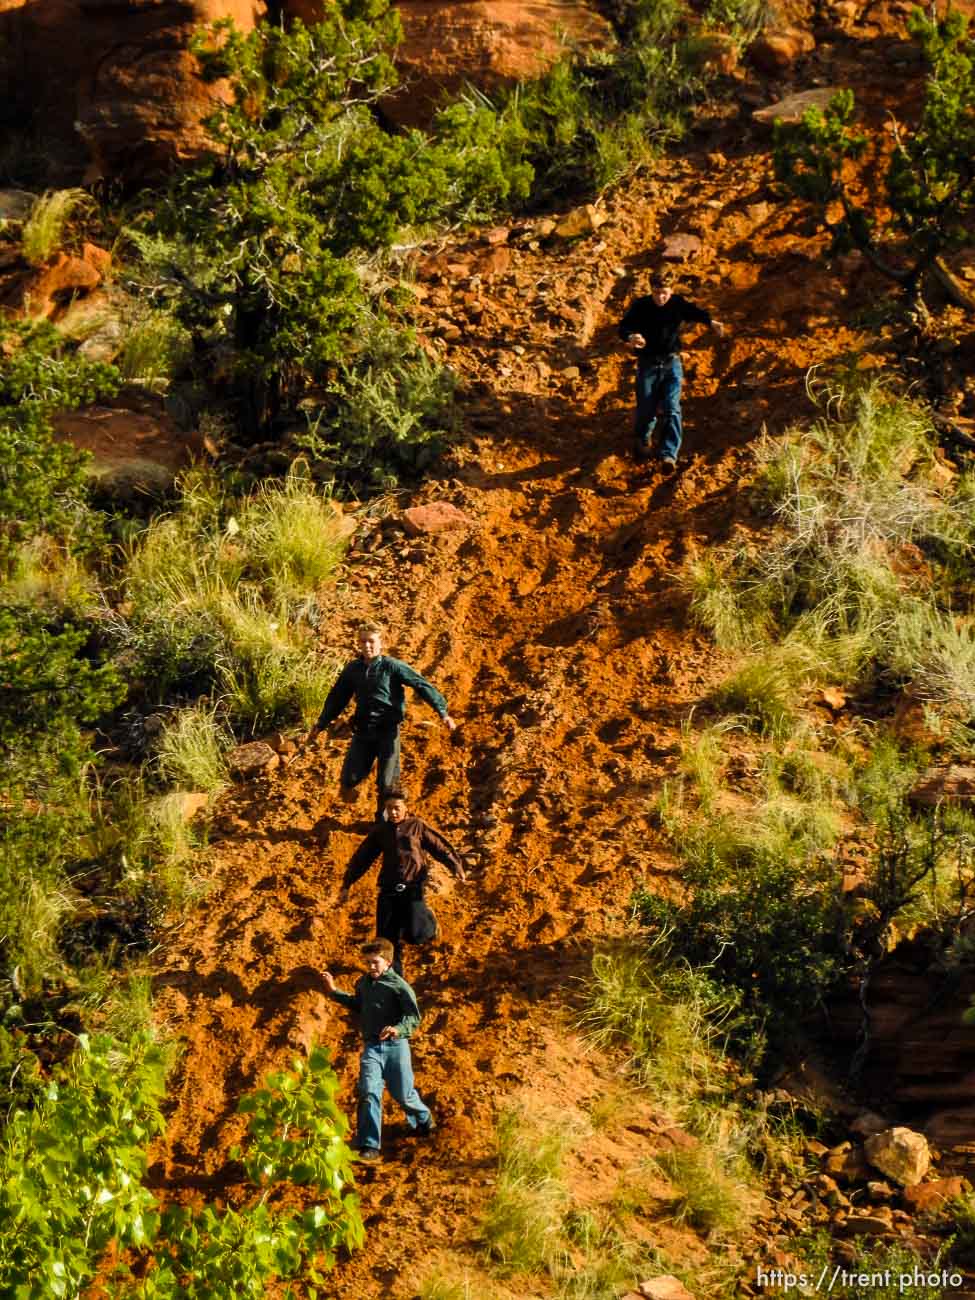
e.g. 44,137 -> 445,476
650,272 -> 674,289
361,938 -> 395,962
384,789 -> 407,805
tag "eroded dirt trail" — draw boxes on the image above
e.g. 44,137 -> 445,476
150,51 -> 911,1291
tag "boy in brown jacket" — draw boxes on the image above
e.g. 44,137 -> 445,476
338,792 -> 466,974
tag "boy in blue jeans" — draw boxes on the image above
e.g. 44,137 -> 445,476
324,938 -> 433,1161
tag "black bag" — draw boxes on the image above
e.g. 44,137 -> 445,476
406,894 -> 438,944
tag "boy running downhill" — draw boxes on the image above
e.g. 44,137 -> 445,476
339,791 -> 466,975
307,622 -> 456,817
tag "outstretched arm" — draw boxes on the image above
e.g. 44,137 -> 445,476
339,828 -> 383,900
419,821 -> 467,881
323,971 -> 360,1011
309,664 -> 355,737
394,662 -> 456,730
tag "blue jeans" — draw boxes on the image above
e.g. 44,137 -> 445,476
340,727 -> 401,815
634,355 -> 683,461
357,1038 -> 431,1151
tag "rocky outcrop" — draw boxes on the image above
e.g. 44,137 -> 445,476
376,1 -> 613,126
4,0 -> 610,178
53,396 -> 206,499
2,0 -> 259,181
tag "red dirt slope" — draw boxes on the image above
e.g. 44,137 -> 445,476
149,11 -> 970,1294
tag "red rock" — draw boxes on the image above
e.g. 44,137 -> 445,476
909,766 -> 975,808
2,0 -> 260,181
16,252 -> 101,319
903,1177 -> 970,1212
228,741 -> 280,779
402,502 -> 473,537
371,1 -> 614,127
82,241 -> 112,277
53,397 -> 205,498
748,28 -> 816,74
661,233 -> 703,261
752,88 -> 845,128
639,1279 -> 696,1300
555,204 -> 607,239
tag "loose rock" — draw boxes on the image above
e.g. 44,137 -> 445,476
402,502 -> 473,537
228,742 -> 280,779
909,765 -> 975,808
639,1278 -> 696,1300
752,88 -> 845,129
863,1127 -> 930,1187
903,1176 -> 970,1211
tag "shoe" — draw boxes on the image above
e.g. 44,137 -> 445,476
413,1115 -> 436,1138
660,457 -> 677,474
635,441 -> 653,461
357,1146 -> 381,1161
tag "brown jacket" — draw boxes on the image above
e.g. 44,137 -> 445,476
342,815 -> 463,892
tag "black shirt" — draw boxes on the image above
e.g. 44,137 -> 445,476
618,293 -> 712,360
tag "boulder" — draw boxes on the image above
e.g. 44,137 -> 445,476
370,1 -> 613,127
53,399 -> 205,500
903,1177 -> 970,1212
402,501 -> 473,537
639,1279 -> 696,1300
843,1210 -> 894,1237
0,0 -> 260,182
15,252 -> 101,319
554,203 -> 607,240
752,88 -> 845,129
748,28 -> 816,75
863,1127 -> 930,1187
909,765 -> 975,808
228,741 -> 280,779
661,233 -> 703,261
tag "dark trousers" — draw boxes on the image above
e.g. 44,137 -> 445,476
339,727 -> 401,816
376,890 -> 412,975
634,355 -> 683,461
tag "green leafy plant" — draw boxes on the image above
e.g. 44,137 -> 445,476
0,320 -> 117,574
0,1038 -> 362,1298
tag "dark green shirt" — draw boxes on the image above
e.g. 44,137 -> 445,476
316,654 -> 448,733
327,969 -> 422,1043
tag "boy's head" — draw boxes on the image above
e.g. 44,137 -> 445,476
384,792 -> 408,823
357,621 -> 384,661
361,938 -> 394,977
650,270 -> 674,305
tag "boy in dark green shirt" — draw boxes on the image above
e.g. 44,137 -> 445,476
324,938 -> 433,1159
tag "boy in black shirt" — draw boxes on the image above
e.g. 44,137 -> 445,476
618,272 -> 726,469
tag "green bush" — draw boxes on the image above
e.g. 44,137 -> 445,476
773,6 -> 975,313
296,322 -> 458,487
0,1037 -> 363,1298
0,320 -> 117,575
684,379 -> 975,726
113,467 -> 344,724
